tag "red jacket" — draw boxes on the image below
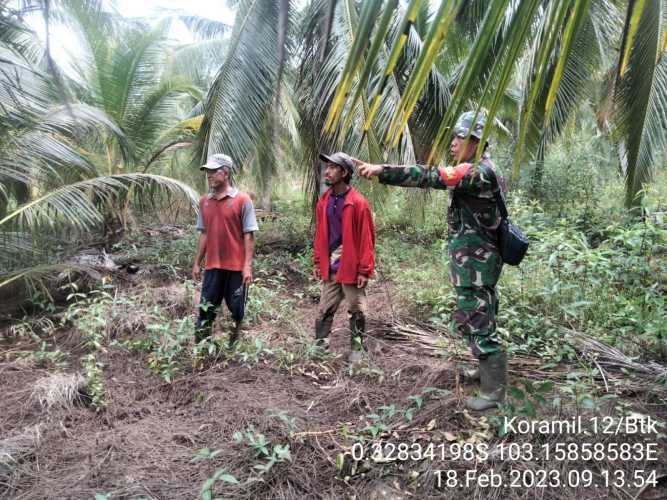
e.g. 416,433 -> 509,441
314,187 -> 375,284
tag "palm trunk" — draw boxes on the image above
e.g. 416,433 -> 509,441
529,145 -> 545,197
261,174 -> 273,212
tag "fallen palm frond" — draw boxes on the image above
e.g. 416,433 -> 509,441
368,317 -> 570,381
368,317 -> 667,387
0,424 -> 43,483
564,327 -> 667,382
30,372 -> 86,411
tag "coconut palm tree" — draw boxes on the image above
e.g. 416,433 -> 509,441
59,2 -> 204,172
194,0 -> 288,210
325,0 -> 667,209
0,2 -> 201,290
198,0 -> 459,209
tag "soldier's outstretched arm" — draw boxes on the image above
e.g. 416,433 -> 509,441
354,159 -> 471,189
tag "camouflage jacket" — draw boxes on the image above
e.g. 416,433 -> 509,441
378,156 -> 506,287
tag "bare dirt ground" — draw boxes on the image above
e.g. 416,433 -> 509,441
1,234 -> 666,500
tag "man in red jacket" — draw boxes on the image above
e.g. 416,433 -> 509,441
313,152 -> 375,365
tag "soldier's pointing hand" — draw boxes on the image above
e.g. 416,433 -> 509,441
352,158 -> 382,179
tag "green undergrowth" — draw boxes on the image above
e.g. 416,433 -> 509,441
11,164 -> 667,412
376,173 -> 667,366
52,234 -> 320,388
110,174 -> 667,368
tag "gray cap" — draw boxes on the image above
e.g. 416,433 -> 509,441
319,152 -> 354,175
200,153 -> 234,171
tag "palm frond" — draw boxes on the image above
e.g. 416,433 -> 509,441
0,8 -> 44,63
473,0 -> 543,162
386,0 -> 460,146
511,0 -> 574,179
618,0 -> 648,78
0,45 -> 52,116
0,173 -> 199,232
329,1 -> 419,161
1,104 -> 131,186
362,0 -> 421,132
178,14 -> 231,40
0,263 -> 91,291
126,77 -> 201,164
275,0 -> 291,103
58,0 -> 121,105
427,0 -> 511,164
323,0 -> 383,132
404,22 -> 452,162
319,0 -> 338,64
109,20 -> 172,129
337,0 -> 396,142
199,0 -> 279,165
589,0 -> 624,69
544,14 -> 604,144
614,0 -> 667,207
167,39 -> 229,88
543,0 -> 593,122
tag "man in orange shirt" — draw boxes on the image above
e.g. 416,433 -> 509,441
192,154 -> 259,348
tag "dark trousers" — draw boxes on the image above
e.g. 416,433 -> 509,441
195,269 -> 246,342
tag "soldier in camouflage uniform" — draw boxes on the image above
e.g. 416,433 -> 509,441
355,111 -> 508,411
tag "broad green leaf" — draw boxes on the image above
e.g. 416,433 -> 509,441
508,386 -> 525,400
219,474 -> 239,484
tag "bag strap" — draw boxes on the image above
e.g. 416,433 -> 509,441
495,185 -> 509,219
453,164 -> 508,221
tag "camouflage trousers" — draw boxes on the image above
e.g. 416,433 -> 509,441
448,231 -> 503,358
452,285 -> 501,358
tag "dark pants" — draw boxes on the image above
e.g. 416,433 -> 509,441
195,269 -> 246,342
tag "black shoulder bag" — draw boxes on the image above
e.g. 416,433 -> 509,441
494,191 -> 529,266
454,178 -> 529,266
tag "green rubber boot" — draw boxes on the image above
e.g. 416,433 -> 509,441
349,312 -> 365,350
465,351 -> 507,411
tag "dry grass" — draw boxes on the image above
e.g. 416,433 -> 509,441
0,424 -> 43,484
567,327 -> 667,381
30,372 -> 86,411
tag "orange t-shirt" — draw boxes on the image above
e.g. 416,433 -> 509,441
198,190 -> 258,271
